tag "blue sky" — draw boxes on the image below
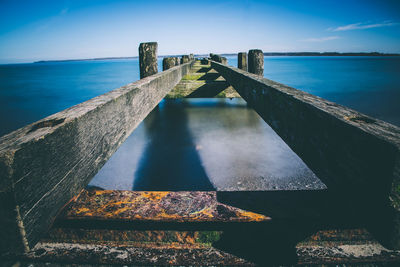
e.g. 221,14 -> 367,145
0,0 -> 399,63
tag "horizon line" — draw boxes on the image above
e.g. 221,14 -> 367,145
1,51 -> 400,65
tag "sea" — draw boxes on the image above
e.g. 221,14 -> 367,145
1,56 -> 399,190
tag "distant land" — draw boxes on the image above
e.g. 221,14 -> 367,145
34,52 -> 400,63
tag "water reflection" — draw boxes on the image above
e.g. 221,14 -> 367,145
132,101 -> 214,191
89,98 -> 325,191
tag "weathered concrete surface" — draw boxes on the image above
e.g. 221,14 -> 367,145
297,229 -> 400,265
0,61 -> 195,256
176,57 -> 181,66
23,241 -> 254,266
162,57 -> 176,71
248,49 -> 264,76
166,60 -> 240,98
46,228 -> 223,245
211,60 -> 400,249
210,53 -> 224,63
139,42 -> 158,79
181,55 -> 190,64
58,190 -> 269,224
238,52 -> 247,71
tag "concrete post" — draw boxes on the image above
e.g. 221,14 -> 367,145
221,57 -> 228,65
174,57 -> 180,66
181,55 -> 190,64
248,49 -> 263,76
139,42 -> 158,79
162,57 -> 175,71
238,52 -> 247,71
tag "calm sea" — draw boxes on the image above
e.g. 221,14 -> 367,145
1,56 -> 399,137
228,56 -> 400,127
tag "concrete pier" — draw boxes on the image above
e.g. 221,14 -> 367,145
238,52 -> 247,71
139,42 -> 158,79
1,43 -> 400,265
248,49 -> 264,76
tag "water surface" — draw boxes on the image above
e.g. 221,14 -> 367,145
89,98 -> 325,191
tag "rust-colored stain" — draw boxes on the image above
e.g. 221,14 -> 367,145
62,190 -> 270,222
301,228 -> 374,244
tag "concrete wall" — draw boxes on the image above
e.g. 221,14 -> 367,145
0,61 -> 195,256
210,61 -> 400,249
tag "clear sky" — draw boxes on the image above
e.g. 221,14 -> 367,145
1,0 -> 399,63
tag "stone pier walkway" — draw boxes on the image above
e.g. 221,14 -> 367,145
166,60 -> 240,98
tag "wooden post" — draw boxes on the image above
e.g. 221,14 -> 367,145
238,52 -> 247,71
139,42 -> 158,79
248,49 -> 263,76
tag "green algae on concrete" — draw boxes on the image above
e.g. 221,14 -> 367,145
166,60 -> 240,99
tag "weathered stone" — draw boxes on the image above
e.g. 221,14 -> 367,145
174,57 -> 180,66
211,61 -> 400,249
238,52 -> 247,71
0,60 -> 195,256
181,55 -> 190,64
24,241 -> 254,266
162,57 -> 175,71
248,49 -> 263,76
210,54 -> 222,63
210,54 -> 227,65
59,190 -> 270,223
189,53 -> 194,60
139,42 -> 158,79
220,57 -> 228,65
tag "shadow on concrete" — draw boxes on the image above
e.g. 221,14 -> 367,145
196,67 -> 212,73
214,189 -> 392,265
197,72 -> 221,80
132,101 -> 215,191
186,82 -> 230,98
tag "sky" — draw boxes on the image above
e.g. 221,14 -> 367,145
0,0 -> 399,63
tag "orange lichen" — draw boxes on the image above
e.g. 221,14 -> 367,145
62,190 -> 271,223
236,210 -> 271,222
140,191 -> 170,201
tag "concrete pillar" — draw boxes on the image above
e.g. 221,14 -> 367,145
238,52 -> 247,71
162,57 -> 175,71
181,55 -> 190,64
248,49 -> 264,76
221,57 -> 228,65
210,54 -> 221,62
139,42 -> 158,79
174,57 -> 180,66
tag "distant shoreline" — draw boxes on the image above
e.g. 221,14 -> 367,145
33,52 -> 400,63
